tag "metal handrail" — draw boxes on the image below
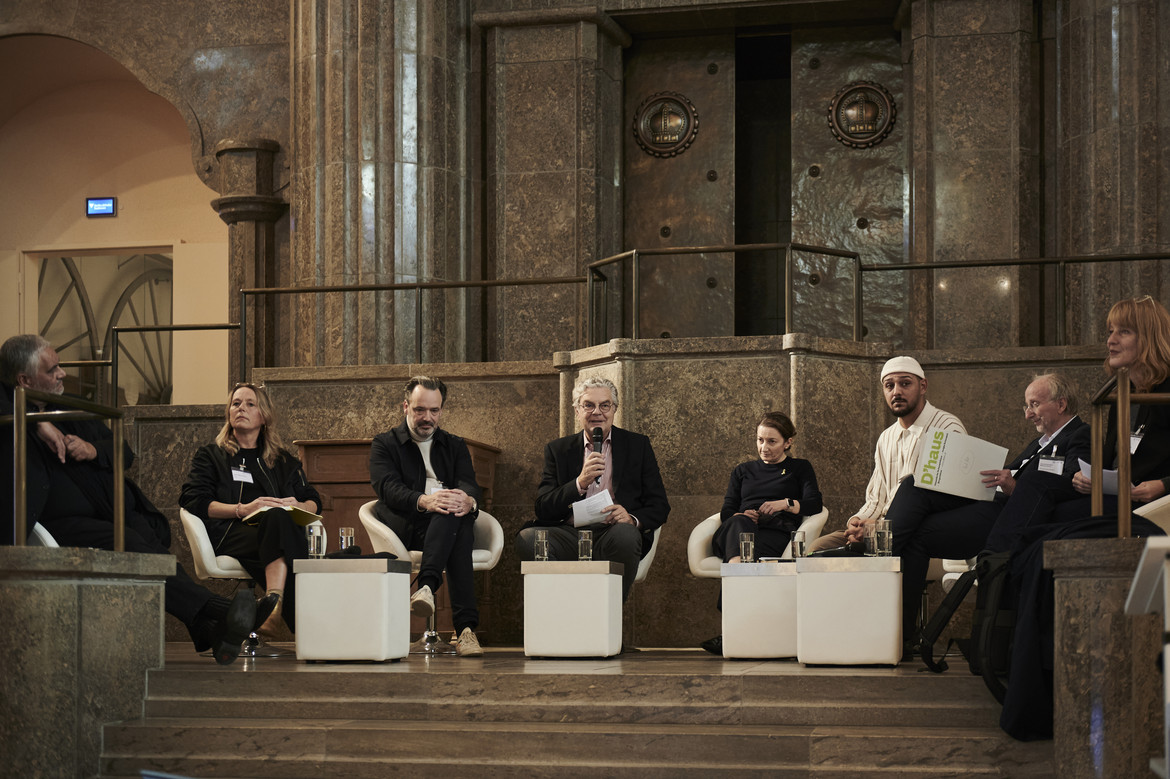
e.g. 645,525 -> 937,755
1088,367 -> 1170,537
82,250 -> 1170,387
111,323 -> 239,399
861,252 -> 1170,345
588,242 -> 860,341
3,388 -> 126,549
237,278 -> 585,378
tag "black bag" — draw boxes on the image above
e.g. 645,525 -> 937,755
916,550 -> 1015,699
917,567 -> 978,672
970,551 -> 1015,703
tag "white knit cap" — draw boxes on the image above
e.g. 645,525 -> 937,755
881,356 -> 925,380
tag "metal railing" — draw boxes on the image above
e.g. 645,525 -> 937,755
1088,367 -> 1170,537
238,277 -> 585,378
68,249 -> 1170,391
862,253 -> 1170,346
111,322 -> 238,398
588,243 -> 861,341
4,388 -> 126,549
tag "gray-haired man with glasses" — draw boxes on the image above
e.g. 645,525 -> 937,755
515,376 -> 670,603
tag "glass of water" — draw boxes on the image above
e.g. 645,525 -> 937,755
739,532 -> 755,563
790,530 -> 806,558
875,519 -> 893,556
578,529 -> 593,561
535,528 -> 550,561
338,526 -> 355,552
306,524 -> 325,558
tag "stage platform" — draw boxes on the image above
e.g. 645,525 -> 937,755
95,642 -> 1055,778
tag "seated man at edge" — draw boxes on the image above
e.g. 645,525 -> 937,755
0,334 -> 274,665
516,376 -> 671,607
369,375 -> 484,657
808,356 -> 966,553
883,372 -> 1088,647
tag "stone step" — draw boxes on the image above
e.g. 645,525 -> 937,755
142,666 -> 1003,728
99,719 -> 1052,779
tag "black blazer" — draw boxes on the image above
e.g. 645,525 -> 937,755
369,421 -> 481,521
1009,415 -> 1090,482
529,426 -> 670,553
1102,377 -> 1170,485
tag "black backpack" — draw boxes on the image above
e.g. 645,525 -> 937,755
918,551 -> 1014,704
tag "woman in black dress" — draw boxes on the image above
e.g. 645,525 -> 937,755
712,411 -> 824,562
180,382 -> 321,636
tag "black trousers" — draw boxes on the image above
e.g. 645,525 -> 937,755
382,509 -> 479,634
982,470 -> 1081,555
216,507 -> 308,632
711,514 -> 794,562
515,523 -> 644,601
39,511 -> 214,630
887,476 -> 1003,641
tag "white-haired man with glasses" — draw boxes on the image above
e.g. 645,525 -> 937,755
515,376 -> 670,604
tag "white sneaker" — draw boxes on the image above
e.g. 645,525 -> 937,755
410,585 -> 435,618
456,627 -> 483,657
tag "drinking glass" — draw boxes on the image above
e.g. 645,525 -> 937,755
739,532 -> 755,563
306,524 -> 325,558
790,530 -> 807,558
578,529 -> 593,561
338,526 -> 355,552
534,528 -> 550,561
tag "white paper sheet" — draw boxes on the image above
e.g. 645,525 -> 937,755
1078,458 -> 1120,496
572,489 -> 613,527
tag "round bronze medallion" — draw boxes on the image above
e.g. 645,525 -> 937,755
827,81 -> 896,149
633,91 -> 699,158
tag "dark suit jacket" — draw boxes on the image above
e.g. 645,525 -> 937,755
529,426 -> 670,555
1007,415 -> 1090,485
369,421 -> 481,527
1102,377 -> 1170,486
1,381 -> 169,546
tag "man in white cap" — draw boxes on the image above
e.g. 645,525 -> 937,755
807,356 -> 966,553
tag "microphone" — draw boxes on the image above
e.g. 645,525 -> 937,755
591,427 -> 604,484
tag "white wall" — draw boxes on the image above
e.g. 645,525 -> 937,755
0,79 -> 229,403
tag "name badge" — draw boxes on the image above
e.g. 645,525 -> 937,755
231,467 -> 254,484
1131,434 -> 1143,455
1037,456 -> 1064,476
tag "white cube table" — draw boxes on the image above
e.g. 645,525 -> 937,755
522,560 -> 623,657
294,557 -> 413,661
720,560 -> 798,658
796,556 -> 902,665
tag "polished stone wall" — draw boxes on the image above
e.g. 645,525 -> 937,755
907,0 -> 1045,349
479,8 -> 628,360
5,0 -> 1164,374
1057,0 -> 1170,343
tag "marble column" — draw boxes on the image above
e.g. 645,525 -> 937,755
1046,538 -> 1162,777
476,8 -> 628,361
1055,0 -> 1170,344
907,0 -> 1043,348
290,0 -> 474,366
210,138 -> 286,378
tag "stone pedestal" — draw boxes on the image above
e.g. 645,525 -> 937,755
0,547 -> 172,779
1046,538 -> 1163,778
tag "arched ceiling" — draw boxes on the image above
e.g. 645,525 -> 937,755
0,34 -> 139,130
